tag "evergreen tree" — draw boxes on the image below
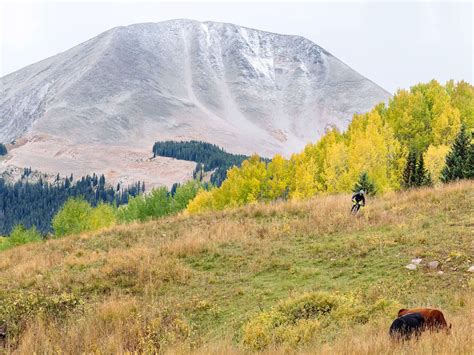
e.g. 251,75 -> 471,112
0,143 -> 7,156
466,141 -> 474,179
415,154 -> 432,186
0,174 -> 141,235
151,140 -> 266,186
352,171 -> 377,196
441,125 -> 472,182
402,151 -> 417,188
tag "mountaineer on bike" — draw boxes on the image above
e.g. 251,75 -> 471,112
351,190 -> 365,214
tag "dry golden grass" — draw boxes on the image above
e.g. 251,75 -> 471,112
0,181 -> 472,354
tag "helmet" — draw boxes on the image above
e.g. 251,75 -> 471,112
359,190 -> 365,195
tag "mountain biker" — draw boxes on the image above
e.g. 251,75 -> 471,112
351,190 -> 365,214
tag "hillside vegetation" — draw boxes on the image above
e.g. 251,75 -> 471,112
0,173 -> 142,235
0,181 -> 472,353
187,80 -> 473,213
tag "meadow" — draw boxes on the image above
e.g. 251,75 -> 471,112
0,181 -> 472,353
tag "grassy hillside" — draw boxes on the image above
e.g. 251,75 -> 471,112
0,181 -> 473,353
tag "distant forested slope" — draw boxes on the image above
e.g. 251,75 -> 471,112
0,173 -> 142,235
152,140 -> 253,186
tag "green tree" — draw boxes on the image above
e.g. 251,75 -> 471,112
170,180 -> 202,212
441,125 -> 472,182
415,154 -> 432,187
402,151 -> 417,188
89,203 -> 116,231
466,139 -> 474,179
52,198 -> 93,237
145,187 -> 172,218
7,225 -> 41,247
352,171 -> 377,196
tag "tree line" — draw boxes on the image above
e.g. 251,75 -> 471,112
152,140 -> 256,186
0,172 -> 143,235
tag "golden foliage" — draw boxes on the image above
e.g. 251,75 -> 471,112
187,80 -> 473,214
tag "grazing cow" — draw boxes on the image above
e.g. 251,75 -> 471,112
398,308 -> 450,331
389,312 -> 425,340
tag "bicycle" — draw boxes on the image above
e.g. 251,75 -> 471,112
351,201 -> 364,215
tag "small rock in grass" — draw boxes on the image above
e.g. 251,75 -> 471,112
406,264 -> 417,270
411,258 -> 422,265
437,271 -> 444,275
468,266 -> 474,273
428,261 -> 439,269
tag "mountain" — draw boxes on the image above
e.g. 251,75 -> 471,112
0,19 -> 390,189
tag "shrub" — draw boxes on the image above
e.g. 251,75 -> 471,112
89,203 -> 117,231
0,291 -> 83,344
0,225 -> 42,251
140,310 -> 191,352
52,198 -> 93,237
145,187 -> 172,219
8,225 -> 42,246
117,188 -> 170,222
242,292 -> 399,350
170,180 -> 202,213
117,181 -> 204,223
116,195 -> 145,223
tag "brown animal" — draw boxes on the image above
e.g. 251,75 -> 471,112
0,324 -> 6,348
398,308 -> 450,331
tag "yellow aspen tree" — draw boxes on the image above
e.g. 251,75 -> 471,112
186,189 -> 215,213
424,144 -> 450,183
431,105 -> 461,146
322,140 -> 350,192
450,80 -> 474,129
289,152 -> 319,199
265,154 -> 290,200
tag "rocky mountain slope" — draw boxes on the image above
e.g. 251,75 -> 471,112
0,19 -> 390,188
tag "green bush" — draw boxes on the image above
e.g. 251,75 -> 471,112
8,225 -> 42,246
117,180 -> 203,223
242,292 -> 399,350
0,225 -> 42,251
89,203 -> 117,231
52,198 -> 93,237
171,180 -> 202,212
145,187 -> 172,218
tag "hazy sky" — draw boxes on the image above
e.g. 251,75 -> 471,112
1,0 -> 472,93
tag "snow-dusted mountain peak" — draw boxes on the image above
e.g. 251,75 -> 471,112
0,19 -> 390,188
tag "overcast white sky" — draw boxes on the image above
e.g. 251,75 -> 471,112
1,0 -> 472,93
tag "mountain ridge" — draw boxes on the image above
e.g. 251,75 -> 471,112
0,19 -> 391,189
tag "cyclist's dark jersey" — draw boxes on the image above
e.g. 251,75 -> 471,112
352,192 -> 365,205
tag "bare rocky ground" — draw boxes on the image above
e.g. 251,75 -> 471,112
1,134 -> 195,190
